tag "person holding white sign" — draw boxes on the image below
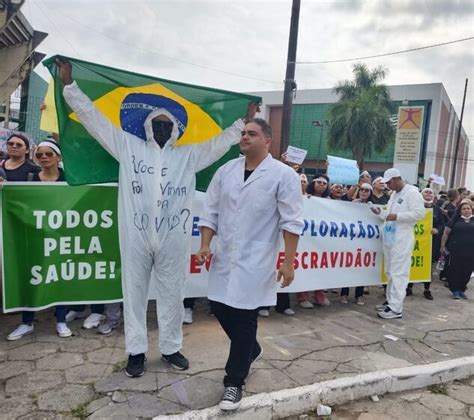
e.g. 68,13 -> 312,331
372,168 -> 425,319
195,118 -> 303,411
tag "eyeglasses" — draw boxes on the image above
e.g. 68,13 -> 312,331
332,185 -> 343,189
7,141 -> 25,148
315,180 -> 328,185
35,151 -> 55,158
360,188 -> 371,192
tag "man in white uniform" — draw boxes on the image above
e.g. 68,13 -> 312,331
372,168 -> 425,319
195,118 -> 304,410
56,58 -> 259,377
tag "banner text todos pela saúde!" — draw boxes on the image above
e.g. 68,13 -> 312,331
1,185 -> 432,311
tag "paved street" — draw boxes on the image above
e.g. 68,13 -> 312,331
1,277 -> 473,419
286,378 -> 474,419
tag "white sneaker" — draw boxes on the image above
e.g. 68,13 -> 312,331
7,324 -> 34,341
82,313 -> 105,329
183,308 -> 193,324
97,320 -> 120,335
282,308 -> 295,316
258,309 -> 270,317
377,308 -> 402,319
56,322 -> 72,338
320,298 -> 331,306
65,310 -> 87,323
299,301 -> 314,309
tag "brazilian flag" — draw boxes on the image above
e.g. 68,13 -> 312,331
43,56 -> 261,190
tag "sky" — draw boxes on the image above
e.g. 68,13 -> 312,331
22,0 -> 474,188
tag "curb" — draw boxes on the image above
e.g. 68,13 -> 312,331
153,356 -> 474,420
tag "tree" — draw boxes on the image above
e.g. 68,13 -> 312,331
327,63 -> 396,169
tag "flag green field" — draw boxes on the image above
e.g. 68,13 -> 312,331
43,55 -> 261,190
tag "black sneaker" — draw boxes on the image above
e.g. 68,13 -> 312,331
125,353 -> 146,377
250,342 -> 263,364
161,351 -> 189,370
219,386 -> 242,411
406,287 -> 413,296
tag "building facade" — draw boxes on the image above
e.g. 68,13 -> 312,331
253,83 -> 469,188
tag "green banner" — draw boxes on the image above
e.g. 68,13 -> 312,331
1,183 -> 122,312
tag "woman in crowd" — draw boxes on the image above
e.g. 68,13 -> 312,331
352,183 -> 372,203
1,134 -> 40,181
440,199 -> 474,299
306,174 -> 330,198
297,174 -> 331,308
329,183 -> 347,200
370,177 -> 390,205
406,188 -> 443,300
340,183 -> 372,305
6,141 -> 72,340
299,173 -> 309,195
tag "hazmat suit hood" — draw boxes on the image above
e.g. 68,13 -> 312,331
144,108 -> 181,148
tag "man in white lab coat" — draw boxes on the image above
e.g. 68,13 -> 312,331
56,58 -> 259,378
196,118 -> 304,411
372,168 -> 425,319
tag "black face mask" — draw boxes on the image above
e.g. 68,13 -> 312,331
152,119 -> 174,148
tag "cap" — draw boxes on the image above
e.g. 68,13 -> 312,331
359,170 -> 371,178
381,168 -> 401,183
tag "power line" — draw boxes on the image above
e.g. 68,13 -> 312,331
32,0 -> 81,58
297,36 -> 474,65
35,0 -> 283,86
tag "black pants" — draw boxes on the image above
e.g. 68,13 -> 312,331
209,300 -> 259,387
260,293 -> 290,313
341,286 -> 364,298
448,254 -> 474,293
407,282 -> 430,290
183,298 -> 195,309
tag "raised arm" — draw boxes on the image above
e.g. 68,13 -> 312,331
192,102 -> 260,172
57,58 -> 124,160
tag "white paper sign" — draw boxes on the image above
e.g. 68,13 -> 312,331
429,174 -> 446,186
327,155 -> 359,185
285,146 -> 308,165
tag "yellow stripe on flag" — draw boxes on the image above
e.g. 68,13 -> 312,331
40,78 -> 59,133
69,83 -> 222,145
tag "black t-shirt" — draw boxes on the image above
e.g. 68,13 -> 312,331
244,169 -> 254,182
32,168 -> 65,182
370,192 -> 390,205
446,217 -> 474,257
2,160 -> 40,181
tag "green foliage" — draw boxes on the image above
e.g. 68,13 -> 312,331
112,359 -> 127,372
328,63 -> 396,168
70,403 -> 87,419
428,384 -> 448,395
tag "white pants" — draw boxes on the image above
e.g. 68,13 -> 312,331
383,234 -> 414,314
121,238 -> 186,356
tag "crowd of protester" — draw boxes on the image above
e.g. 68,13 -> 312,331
0,133 -> 472,336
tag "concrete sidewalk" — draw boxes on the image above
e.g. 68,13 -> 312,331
0,279 -> 473,419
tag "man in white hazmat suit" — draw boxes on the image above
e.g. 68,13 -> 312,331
56,58 -> 260,377
371,168 -> 425,319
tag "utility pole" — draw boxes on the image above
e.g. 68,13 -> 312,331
450,78 -> 468,188
280,0 -> 301,156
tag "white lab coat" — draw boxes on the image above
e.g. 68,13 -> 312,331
199,154 -> 304,309
63,81 -> 244,355
378,184 -> 425,313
